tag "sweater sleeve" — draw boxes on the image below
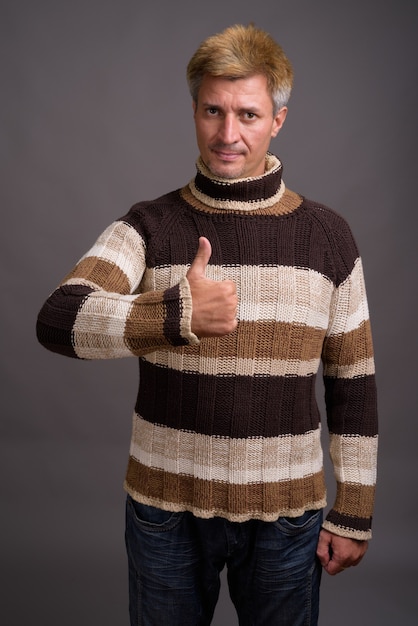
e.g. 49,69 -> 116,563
320,220 -> 378,540
36,219 -> 200,359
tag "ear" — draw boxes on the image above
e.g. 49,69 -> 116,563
271,106 -> 288,138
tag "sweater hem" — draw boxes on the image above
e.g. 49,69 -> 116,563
124,482 -> 327,523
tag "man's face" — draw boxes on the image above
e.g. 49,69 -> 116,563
193,73 -> 287,179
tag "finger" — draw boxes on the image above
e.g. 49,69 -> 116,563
316,530 -> 331,567
187,237 -> 212,279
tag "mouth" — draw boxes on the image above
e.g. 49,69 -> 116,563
211,149 -> 242,162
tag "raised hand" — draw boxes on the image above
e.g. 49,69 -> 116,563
186,237 -> 238,338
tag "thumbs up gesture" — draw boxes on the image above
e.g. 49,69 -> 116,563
186,237 -> 238,338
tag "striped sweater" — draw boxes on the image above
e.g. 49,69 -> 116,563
37,153 -> 378,540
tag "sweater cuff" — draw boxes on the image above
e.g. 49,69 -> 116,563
165,277 -> 199,347
322,510 -> 372,541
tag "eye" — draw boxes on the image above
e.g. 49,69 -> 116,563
206,107 -> 219,116
243,111 -> 257,120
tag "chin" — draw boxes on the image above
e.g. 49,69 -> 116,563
207,162 -> 245,180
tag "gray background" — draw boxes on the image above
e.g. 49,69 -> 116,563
2,1 -> 417,624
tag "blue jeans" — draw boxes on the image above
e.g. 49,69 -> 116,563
125,495 -> 322,625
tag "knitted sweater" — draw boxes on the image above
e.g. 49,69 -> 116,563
37,154 -> 378,540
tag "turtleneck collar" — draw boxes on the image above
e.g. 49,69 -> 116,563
188,153 -> 285,212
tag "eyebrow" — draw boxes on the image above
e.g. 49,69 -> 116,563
200,101 -> 262,114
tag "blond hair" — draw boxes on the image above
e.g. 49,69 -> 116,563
187,24 -> 294,113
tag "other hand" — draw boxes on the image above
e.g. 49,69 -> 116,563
316,529 -> 368,576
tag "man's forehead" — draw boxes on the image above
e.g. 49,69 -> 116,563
196,73 -> 273,108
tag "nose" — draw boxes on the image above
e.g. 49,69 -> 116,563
218,114 -> 240,144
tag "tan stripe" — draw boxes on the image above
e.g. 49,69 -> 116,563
64,257 -> 131,294
332,482 -> 376,518
144,320 -> 326,369
329,434 -> 378,485
130,416 -> 323,484
197,321 -> 325,361
180,185 -> 303,216
323,319 -> 375,367
125,292 -> 170,354
125,458 -> 326,522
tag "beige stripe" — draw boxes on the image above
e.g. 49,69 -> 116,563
72,293 -> 135,358
144,350 -> 321,377
125,459 -> 327,522
77,221 -> 146,291
130,415 -> 323,484
143,264 -> 334,328
327,258 -> 370,335
189,179 -> 286,211
73,289 -> 180,358
324,357 -> 375,378
321,520 -> 371,541
63,276 -> 109,290
178,276 -> 198,343
329,433 -> 378,485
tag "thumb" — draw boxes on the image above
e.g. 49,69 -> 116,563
187,237 -> 212,279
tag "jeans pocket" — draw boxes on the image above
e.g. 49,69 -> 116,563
127,495 -> 184,532
274,509 -> 323,536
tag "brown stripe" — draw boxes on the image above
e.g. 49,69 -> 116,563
324,512 -> 372,536
64,257 -> 131,294
180,185 -> 303,216
163,320 -> 326,363
36,285 -> 93,358
323,320 -> 374,366
125,292 -> 171,353
332,482 -> 376,518
136,361 -> 321,437
125,457 -> 326,519
145,194 -> 358,283
324,376 -> 378,436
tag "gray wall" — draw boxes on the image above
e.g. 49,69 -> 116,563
2,1 -> 417,624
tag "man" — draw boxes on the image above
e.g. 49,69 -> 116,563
37,24 -> 378,626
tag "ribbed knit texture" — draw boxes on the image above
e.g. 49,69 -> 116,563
37,154 -> 378,539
